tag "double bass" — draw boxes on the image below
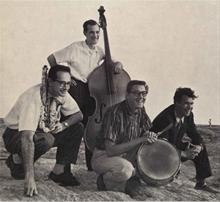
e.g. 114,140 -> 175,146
85,6 -> 131,151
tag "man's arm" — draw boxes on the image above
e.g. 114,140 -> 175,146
150,114 -> 171,140
51,111 -> 83,134
105,133 -> 157,157
186,113 -> 203,145
62,111 -> 83,128
47,54 -> 57,67
21,130 -> 38,197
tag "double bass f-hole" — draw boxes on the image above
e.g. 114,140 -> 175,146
95,103 -> 106,123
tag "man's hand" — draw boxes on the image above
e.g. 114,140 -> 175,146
113,61 -> 123,74
182,144 -> 202,160
24,177 -> 38,197
51,122 -> 64,134
143,131 -> 158,144
191,144 -> 202,153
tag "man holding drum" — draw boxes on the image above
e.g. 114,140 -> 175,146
91,80 -> 158,196
151,87 -> 218,193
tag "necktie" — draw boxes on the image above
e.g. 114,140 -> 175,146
176,120 -> 182,131
173,120 -> 182,144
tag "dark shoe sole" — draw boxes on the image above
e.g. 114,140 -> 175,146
49,172 -> 80,186
195,185 -> 219,194
6,156 -> 24,180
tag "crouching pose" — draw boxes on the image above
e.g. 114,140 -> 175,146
151,87 -> 219,194
3,65 -> 84,196
91,80 -> 157,197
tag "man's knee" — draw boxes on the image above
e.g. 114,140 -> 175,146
2,128 -> 21,154
67,122 -> 84,138
106,159 -> 135,182
118,161 -> 135,181
74,122 -> 84,132
34,133 -> 54,153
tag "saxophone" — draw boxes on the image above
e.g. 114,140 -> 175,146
39,65 -> 58,132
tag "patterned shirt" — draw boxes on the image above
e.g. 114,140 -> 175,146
96,100 -> 152,150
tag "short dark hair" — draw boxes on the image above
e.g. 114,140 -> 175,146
174,87 -> 198,103
126,80 -> 148,93
83,19 -> 99,33
48,65 -> 71,81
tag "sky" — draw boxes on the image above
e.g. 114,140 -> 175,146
0,0 -> 219,125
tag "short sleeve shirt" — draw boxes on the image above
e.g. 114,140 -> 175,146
95,100 -> 152,150
53,41 -> 105,82
4,84 -> 80,132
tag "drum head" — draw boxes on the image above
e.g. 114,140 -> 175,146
137,139 -> 180,185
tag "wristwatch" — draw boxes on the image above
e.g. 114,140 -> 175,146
62,121 -> 69,128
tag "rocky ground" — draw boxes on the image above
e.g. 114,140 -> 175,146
0,119 -> 220,201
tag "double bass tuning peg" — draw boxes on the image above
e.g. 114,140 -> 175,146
98,6 -> 105,14
98,6 -> 107,28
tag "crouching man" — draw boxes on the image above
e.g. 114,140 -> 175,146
91,80 -> 157,197
3,65 -> 84,197
151,87 -> 219,194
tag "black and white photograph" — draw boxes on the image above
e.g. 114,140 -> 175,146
0,0 -> 219,201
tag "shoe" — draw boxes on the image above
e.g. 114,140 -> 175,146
195,183 -> 219,194
96,174 -> 106,191
125,176 -> 141,198
49,171 -> 80,186
6,155 -> 25,180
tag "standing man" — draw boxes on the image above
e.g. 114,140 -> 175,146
47,19 -> 123,171
91,80 -> 157,197
151,87 -> 218,193
3,65 -> 84,197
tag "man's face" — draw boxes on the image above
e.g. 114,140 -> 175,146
126,85 -> 147,110
49,71 -> 71,97
175,95 -> 194,117
84,24 -> 100,46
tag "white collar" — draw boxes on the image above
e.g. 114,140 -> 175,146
47,93 -> 65,105
83,40 -> 98,52
174,111 -> 185,124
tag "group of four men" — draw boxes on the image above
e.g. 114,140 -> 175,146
3,19 -> 217,197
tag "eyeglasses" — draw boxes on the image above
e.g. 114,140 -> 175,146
130,91 -> 148,97
55,80 -> 71,87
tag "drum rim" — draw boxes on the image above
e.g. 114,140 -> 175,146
137,139 -> 181,185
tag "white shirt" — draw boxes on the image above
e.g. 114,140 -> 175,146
4,84 -> 80,132
53,41 -> 105,82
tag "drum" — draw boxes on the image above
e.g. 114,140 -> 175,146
137,139 -> 180,186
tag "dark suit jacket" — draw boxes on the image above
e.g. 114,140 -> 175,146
151,104 -> 203,151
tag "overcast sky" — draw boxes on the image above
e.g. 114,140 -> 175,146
0,0 -> 219,124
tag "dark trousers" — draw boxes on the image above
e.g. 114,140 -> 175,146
193,144 -> 212,180
3,123 -> 84,165
69,79 -> 96,170
181,144 -> 212,180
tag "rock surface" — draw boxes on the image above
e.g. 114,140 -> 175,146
0,119 -> 220,201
